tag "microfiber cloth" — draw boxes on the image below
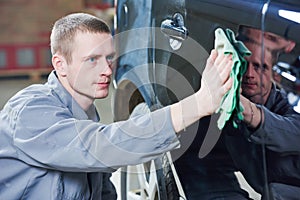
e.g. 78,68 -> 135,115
214,28 -> 251,129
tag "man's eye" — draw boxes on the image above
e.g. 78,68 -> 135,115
106,55 -> 114,62
89,57 -> 96,62
253,63 -> 260,70
262,64 -> 268,71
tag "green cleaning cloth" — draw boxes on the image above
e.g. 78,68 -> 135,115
214,28 -> 251,129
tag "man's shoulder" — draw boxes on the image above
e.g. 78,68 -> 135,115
5,83 -> 60,111
267,85 -> 297,114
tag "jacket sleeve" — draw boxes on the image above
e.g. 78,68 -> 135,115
13,98 -> 180,172
247,94 -> 300,154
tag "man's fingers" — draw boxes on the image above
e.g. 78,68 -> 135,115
214,51 -> 225,67
222,77 -> 233,94
210,49 -> 218,61
206,49 -> 218,68
220,57 -> 233,83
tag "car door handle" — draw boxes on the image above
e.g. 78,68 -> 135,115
161,13 -> 188,41
122,3 -> 129,28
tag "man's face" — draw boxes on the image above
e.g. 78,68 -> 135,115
240,27 -> 296,104
66,32 -> 115,102
242,42 -> 273,104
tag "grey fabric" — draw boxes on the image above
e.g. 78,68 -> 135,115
226,85 -> 300,194
0,71 -> 179,199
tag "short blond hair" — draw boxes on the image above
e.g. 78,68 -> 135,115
50,13 -> 111,64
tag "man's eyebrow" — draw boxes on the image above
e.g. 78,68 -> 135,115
82,52 -> 116,61
107,52 -> 116,57
82,54 -> 101,60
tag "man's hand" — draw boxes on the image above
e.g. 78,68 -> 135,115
197,49 -> 233,116
171,49 -> 233,133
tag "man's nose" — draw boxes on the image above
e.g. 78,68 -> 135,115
104,64 -> 113,76
245,63 -> 255,78
100,59 -> 113,76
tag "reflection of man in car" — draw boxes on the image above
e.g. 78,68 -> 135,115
238,26 -> 295,104
174,26 -> 300,200
226,26 -> 300,199
238,26 -> 296,94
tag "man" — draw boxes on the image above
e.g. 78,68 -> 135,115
174,26 -> 300,200
226,27 -> 300,199
0,13 -> 232,199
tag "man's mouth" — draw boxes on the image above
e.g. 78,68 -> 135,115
98,81 -> 110,86
97,78 -> 110,88
242,81 -> 257,90
97,77 -> 111,87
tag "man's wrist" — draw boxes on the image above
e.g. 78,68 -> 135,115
246,101 -> 254,126
246,102 -> 262,128
195,90 -> 210,118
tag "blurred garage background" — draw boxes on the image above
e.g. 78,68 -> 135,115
0,0 -> 114,80
0,0 -> 121,198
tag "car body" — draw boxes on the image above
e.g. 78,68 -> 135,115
112,0 -> 300,199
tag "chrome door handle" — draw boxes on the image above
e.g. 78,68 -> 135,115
161,13 -> 188,41
122,3 -> 129,28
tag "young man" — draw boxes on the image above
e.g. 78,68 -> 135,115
0,13 -> 232,199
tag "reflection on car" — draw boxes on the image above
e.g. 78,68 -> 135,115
113,0 -> 300,199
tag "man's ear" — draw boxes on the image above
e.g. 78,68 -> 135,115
285,41 -> 296,53
52,54 -> 67,77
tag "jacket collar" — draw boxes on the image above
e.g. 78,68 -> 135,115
264,83 -> 278,108
46,70 -> 100,122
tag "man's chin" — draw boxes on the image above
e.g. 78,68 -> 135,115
242,90 -> 257,100
93,88 -> 110,99
95,92 -> 109,99
242,88 -> 252,97
95,95 -> 108,99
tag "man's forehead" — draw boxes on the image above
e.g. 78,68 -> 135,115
243,27 -> 287,50
91,43 -> 115,56
245,41 -> 273,62
75,32 -> 115,55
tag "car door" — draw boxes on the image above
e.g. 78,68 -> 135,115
114,1 -> 187,199
113,0 -> 300,199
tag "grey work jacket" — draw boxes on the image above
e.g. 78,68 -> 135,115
225,85 -> 300,194
0,71 -> 179,199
